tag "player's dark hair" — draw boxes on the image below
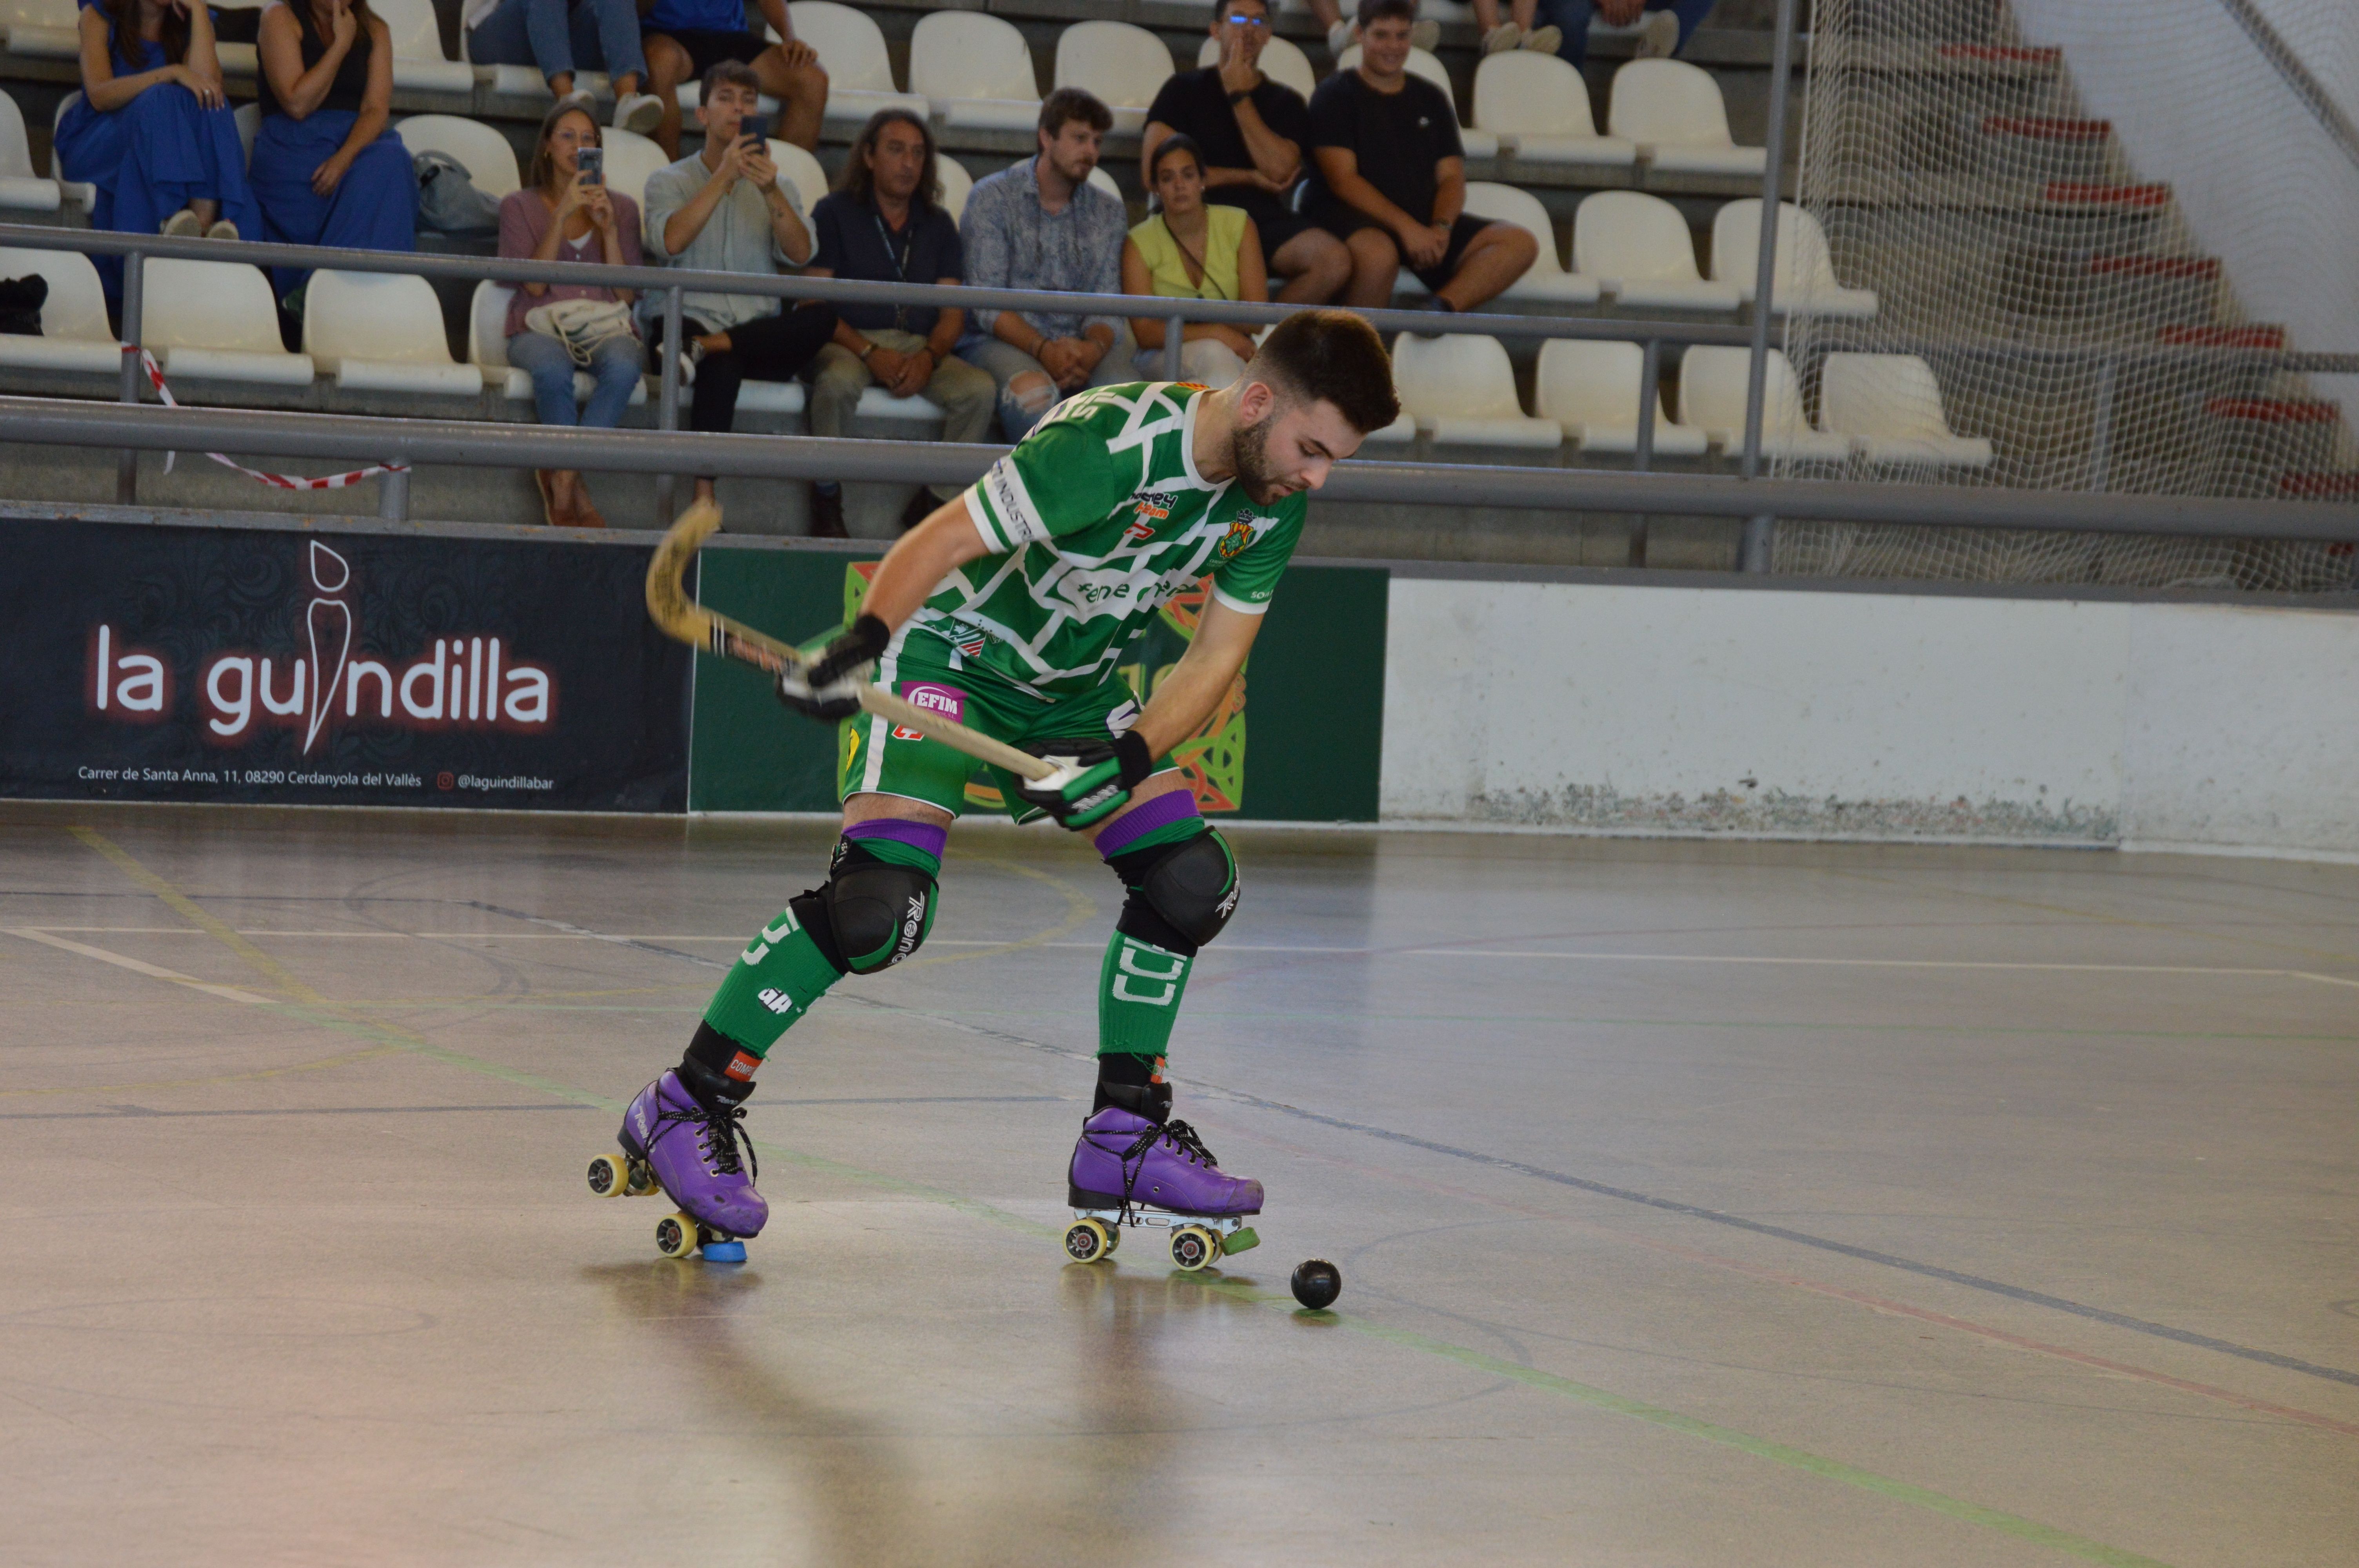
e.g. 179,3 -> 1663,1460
701,58 -> 762,108
1212,0 -> 1269,18
1246,309 -> 1399,434
1039,86 -> 1114,140
837,108 -> 940,213
1357,0 -> 1418,29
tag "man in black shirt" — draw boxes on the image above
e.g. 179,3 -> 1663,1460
1307,0 -> 1536,310
1142,0 -> 1349,303
804,110 -> 995,536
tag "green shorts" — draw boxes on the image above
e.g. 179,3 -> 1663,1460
837,628 -> 1145,820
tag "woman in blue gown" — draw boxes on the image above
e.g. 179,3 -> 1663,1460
250,0 -> 415,305
53,0 -> 260,292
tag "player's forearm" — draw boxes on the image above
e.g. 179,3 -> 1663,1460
1132,645 -> 1246,759
856,504 -> 993,633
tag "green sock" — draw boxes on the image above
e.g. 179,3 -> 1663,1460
701,903 -> 846,1059
1098,931 -> 1193,1059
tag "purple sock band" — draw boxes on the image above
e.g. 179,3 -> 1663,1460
1094,790 -> 1203,857
843,819 -> 948,862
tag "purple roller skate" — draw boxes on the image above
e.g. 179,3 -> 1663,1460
1062,1089 -> 1261,1271
596,1064 -> 765,1261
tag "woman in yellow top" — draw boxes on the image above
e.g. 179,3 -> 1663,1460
1121,134 -> 1268,389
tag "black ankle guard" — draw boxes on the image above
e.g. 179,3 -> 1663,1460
1094,1076 -> 1171,1123
675,1050 -> 754,1112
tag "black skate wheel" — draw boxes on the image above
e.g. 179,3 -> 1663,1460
1290,1259 -> 1342,1310
654,1212 -> 698,1259
1170,1225 -> 1218,1272
587,1153 -> 629,1197
1064,1218 -> 1112,1263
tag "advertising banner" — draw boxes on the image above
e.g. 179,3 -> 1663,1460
689,545 -> 1386,821
0,517 -> 691,812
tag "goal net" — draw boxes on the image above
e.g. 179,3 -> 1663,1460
1773,0 -> 2359,590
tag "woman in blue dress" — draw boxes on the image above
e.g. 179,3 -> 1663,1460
53,0 -> 259,281
250,0 -> 416,305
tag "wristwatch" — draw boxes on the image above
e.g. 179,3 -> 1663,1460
1227,88 -> 1251,103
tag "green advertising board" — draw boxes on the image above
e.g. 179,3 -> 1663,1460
688,544 -> 1385,821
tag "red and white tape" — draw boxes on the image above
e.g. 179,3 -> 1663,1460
132,347 -> 410,490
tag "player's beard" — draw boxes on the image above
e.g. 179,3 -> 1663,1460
1229,416 -> 1289,506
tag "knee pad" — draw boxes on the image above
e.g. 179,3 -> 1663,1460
808,844 -> 937,975
1116,829 -> 1239,953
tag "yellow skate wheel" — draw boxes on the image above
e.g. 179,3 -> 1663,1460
1063,1218 -> 1112,1263
586,1153 -> 630,1198
625,1160 -> 661,1198
1169,1225 -> 1218,1272
654,1212 -> 700,1259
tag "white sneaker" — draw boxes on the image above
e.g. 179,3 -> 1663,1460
1523,24 -> 1563,52
554,86 -> 595,118
1636,9 -> 1681,57
204,219 -> 240,241
159,208 -> 201,239
614,91 -> 663,136
1409,18 -> 1441,51
1482,22 -> 1521,53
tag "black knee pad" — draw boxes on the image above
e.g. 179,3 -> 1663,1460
1113,829 -> 1238,954
807,842 -> 938,975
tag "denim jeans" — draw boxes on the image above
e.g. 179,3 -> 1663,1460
1534,0 -> 1714,67
467,0 -> 648,86
507,329 -> 643,429
963,330 -> 1139,441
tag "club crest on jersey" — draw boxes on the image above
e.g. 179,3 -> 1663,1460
1215,512 -> 1263,561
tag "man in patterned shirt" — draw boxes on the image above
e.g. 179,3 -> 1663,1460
613,310 -> 1399,1252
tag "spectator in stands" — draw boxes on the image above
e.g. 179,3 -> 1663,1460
251,0 -> 416,308
500,102 -> 643,528
1122,135 -> 1265,390
1469,0 -> 1562,56
1307,0 -> 1536,312
640,0 -> 825,159
642,60 -> 835,511
1140,0 -> 1349,306
959,87 -> 1131,441
462,0 -> 662,135
1533,0 -> 1710,65
1298,0 -> 1436,58
55,0 -> 259,285
801,109 -> 994,539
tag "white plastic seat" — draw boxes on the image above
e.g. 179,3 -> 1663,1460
467,278 -> 649,405
397,114 -> 522,199
373,0 -> 476,92
144,258 -> 316,385
1086,165 -> 1123,205
599,127 -> 669,210
1391,331 -> 1561,450
0,0 -> 79,57
302,270 -> 479,394
1608,60 -> 1766,176
1533,339 -> 1707,456
910,12 -> 1041,132
936,154 -> 974,225
0,245 -> 117,373
1819,353 -> 1992,466
791,1 -> 929,126
1194,35 -> 1315,102
1709,200 -> 1878,319
1336,45 -> 1497,160
1677,345 -> 1851,462
764,139 -> 829,216
47,93 -> 98,208
1056,20 -> 1174,136
1574,191 -> 1738,311
1461,181 -> 1598,303
0,88 -> 61,212
234,101 -> 260,165
1474,52 -> 1634,169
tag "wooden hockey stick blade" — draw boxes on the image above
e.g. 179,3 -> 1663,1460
642,500 -> 1056,783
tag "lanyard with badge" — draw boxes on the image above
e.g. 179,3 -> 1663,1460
872,205 -> 916,332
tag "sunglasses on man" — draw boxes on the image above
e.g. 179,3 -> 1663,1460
1223,11 -> 1271,27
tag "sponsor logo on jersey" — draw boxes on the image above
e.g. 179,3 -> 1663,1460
1125,520 -> 1156,541
894,682 -> 965,740
756,987 -> 795,1015
1131,491 -> 1174,524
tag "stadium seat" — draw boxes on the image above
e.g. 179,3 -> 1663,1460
764,139 -> 829,214
1057,20 -> 1175,136
910,12 -> 1041,132
467,278 -> 649,405
936,154 -> 974,225
143,258 -> 316,385
1608,60 -> 1767,176
0,0 -> 79,58
1459,181 -> 1599,303
1391,331 -> 1562,451
397,114 -> 522,199
790,1 -> 929,127
1533,339 -> 1707,456
1087,165 -> 1123,204
1473,52 -> 1634,169
302,270 -> 480,395
234,101 -> 260,165
0,88 -> 61,213
1195,35 -> 1316,101
1819,353 -> 1993,466
1574,191 -> 1739,311
0,245 -> 117,373
373,0 -> 478,92
1337,45 -> 1498,159
46,93 -> 96,209
1710,200 -> 1878,318
599,127 -> 669,210
1677,345 -> 1850,462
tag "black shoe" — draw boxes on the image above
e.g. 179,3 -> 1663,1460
809,485 -> 847,539
898,488 -> 942,532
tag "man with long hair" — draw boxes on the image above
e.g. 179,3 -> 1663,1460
802,109 -> 996,538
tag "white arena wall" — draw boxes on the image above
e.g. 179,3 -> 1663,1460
1378,577 -> 2359,857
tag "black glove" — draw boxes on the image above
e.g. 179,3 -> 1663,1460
1014,730 -> 1156,829
775,613 -> 889,721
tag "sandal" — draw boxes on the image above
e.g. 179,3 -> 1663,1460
533,469 -> 562,526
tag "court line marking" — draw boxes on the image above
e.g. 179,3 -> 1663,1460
67,828 -> 325,1003
2,927 -> 279,1007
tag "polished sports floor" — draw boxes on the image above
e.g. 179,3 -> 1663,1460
2,800 -> 2354,1567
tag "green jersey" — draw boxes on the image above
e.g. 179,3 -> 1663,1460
919,381 -> 1306,700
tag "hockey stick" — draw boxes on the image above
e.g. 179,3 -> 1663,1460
643,501 -> 1057,784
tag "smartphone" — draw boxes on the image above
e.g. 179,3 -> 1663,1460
575,146 -> 604,186
737,132 -> 765,156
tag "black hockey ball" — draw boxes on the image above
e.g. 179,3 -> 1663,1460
1290,1259 -> 1342,1310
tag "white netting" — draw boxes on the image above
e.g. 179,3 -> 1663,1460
1773,0 -> 2359,590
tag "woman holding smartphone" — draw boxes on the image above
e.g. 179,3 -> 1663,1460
499,102 -> 643,527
